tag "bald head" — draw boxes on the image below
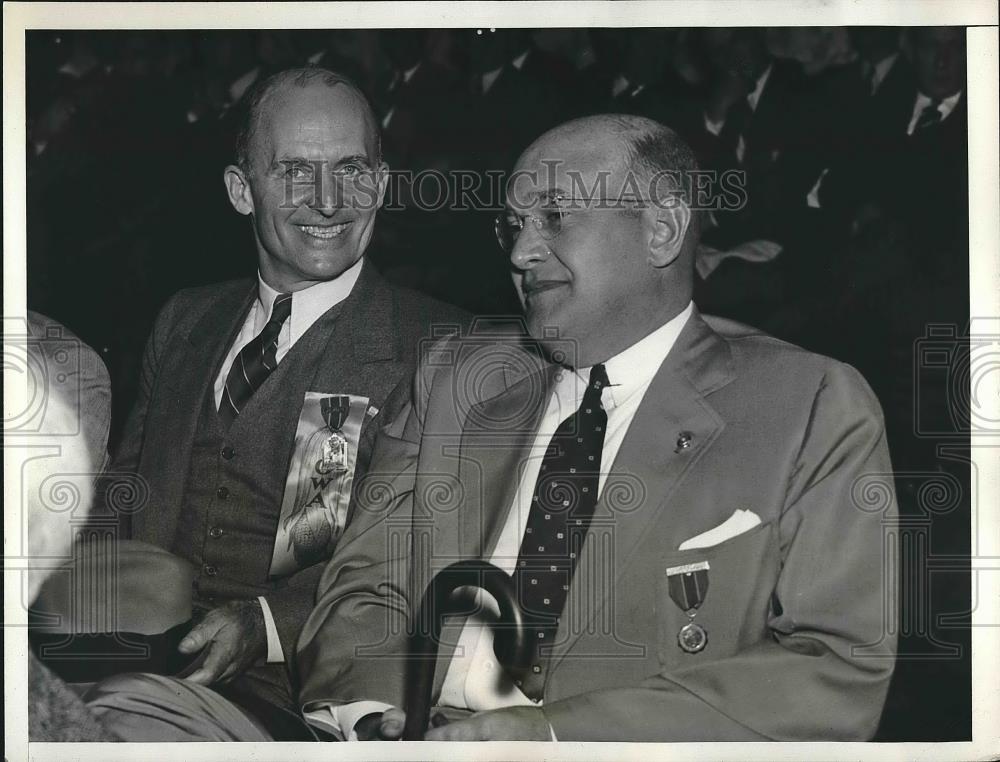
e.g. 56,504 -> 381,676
517,114 -> 702,244
234,66 -> 381,175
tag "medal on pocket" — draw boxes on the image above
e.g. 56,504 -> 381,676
666,561 -> 710,654
318,395 -> 351,474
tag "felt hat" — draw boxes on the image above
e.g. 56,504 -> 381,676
30,539 -> 197,683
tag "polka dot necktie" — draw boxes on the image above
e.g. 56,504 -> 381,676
513,363 -> 610,700
218,292 -> 293,426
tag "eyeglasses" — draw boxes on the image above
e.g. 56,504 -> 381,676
494,195 -> 648,252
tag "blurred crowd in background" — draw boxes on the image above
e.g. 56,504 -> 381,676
25,26 -> 970,740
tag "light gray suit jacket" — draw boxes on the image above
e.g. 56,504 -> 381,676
297,308 -> 897,741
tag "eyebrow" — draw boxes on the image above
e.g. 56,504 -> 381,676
331,154 -> 373,168
270,154 -> 374,172
506,187 -> 569,210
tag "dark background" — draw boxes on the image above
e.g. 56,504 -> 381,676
25,27 -> 972,741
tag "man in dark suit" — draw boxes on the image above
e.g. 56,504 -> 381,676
296,114 -> 897,741
99,66 -> 466,719
669,28 -> 816,248
579,29 -> 694,124
817,26 -> 966,249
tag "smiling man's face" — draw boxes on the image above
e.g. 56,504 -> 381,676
227,81 -> 386,292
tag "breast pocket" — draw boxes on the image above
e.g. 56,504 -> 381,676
656,520 -> 779,669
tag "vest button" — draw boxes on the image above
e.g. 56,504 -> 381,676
209,526 -> 224,539
216,486 -> 229,500
221,446 -> 235,460
204,564 -> 217,576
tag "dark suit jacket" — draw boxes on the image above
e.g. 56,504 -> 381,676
671,60 -> 817,246
108,262 -> 467,655
298,308 -> 897,740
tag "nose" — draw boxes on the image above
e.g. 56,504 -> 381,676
509,221 -> 551,271
312,172 -> 343,217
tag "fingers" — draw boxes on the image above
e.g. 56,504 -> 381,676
178,611 -> 225,655
378,707 -> 406,740
183,638 -> 230,685
424,717 -> 479,741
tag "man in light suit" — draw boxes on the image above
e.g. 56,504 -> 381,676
98,66 -> 466,722
296,113 -> 897,741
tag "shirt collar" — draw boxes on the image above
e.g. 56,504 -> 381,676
482,65 -> 504,94
747,64 -> 773,112
915,88 -> 963,118
403,61 -> 422,83
257,257 -> 365,346
511,49 -> 530,71
563,301 -> 694,409
871,52 -> 899,92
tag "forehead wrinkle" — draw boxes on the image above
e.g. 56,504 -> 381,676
256,85 -> 374,163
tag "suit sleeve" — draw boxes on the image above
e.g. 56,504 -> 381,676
543,362 -> 898,741
295,351 -> 438,712
98,295 -> 182,527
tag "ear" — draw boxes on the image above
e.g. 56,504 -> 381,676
373,160 -> 390,210
646,199 -> 692,268
224,164 -> 254,216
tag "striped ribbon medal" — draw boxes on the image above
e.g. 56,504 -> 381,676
319,395 -> 351,474
666,560 -> 710,654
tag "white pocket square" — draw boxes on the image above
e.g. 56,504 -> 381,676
677,509 -> 762,551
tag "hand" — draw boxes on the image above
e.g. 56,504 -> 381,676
423,706 -> 551,741
178,599 -> 267,685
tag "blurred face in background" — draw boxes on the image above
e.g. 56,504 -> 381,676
225,81 -> 387,292
912,27 -> 966,100
849,27 -> 900,63
704,28 -> 769,84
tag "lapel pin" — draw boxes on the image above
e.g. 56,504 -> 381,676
675,431 -> 693,453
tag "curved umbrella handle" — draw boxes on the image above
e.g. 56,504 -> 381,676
402,560 -> 531,740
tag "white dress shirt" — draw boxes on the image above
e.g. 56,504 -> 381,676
308,302 -> 693,738
213,256 -> 365,662
906,89 -> 963,136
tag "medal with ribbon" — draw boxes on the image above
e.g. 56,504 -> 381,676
319,395 -> 351,474
666,560 -> 710,653
268,392 -> 371,579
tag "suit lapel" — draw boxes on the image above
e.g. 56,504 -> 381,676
457,349 -> 554,560
547,310 -> 736,674
177,284 -> 255,394
287,261 -> 396,399
136,283 -> 253,546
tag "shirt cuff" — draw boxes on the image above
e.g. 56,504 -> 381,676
304,701 -> 395,741
704,111 -> 725,136
256,596 -> 285,663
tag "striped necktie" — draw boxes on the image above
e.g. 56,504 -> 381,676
218,292 -> 293,426
514,363 -> 610,700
